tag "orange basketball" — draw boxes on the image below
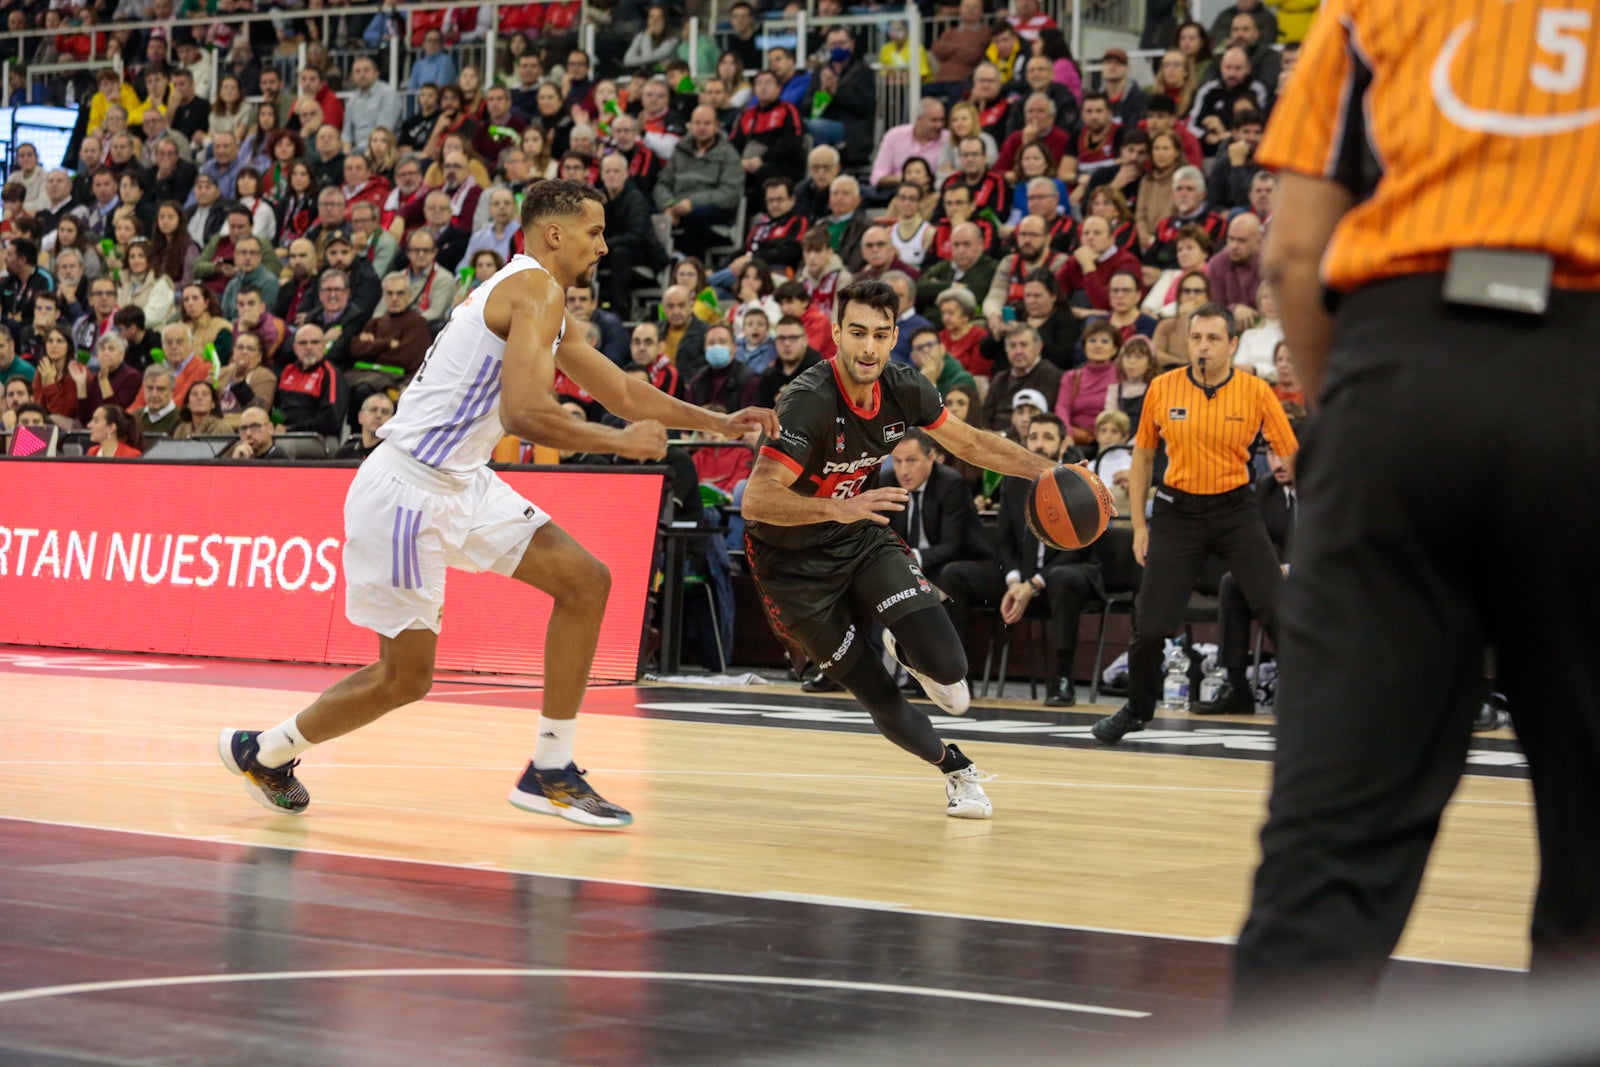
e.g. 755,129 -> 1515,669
1026,464 -> 1114,550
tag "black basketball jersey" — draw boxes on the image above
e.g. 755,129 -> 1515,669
750,360 -> 948,551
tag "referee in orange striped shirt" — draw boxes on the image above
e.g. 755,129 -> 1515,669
1091,305 -> 1297,745
1236,0 -> 1600,1010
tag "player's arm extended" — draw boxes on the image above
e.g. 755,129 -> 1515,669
496,272 -> 664,457
927,411 -> 1056,482
742,455 -> 908,527
554,315 -> 779,439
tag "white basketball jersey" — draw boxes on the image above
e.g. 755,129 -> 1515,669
378,254 -> 563,476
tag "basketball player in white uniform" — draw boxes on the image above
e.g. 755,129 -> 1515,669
219,181 -> 779,827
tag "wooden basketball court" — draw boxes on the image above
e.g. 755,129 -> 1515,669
0,646 -> 1534,1063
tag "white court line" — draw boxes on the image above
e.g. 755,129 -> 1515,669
0,762 -> 1535,807
0,967 -> 1147,1018
0,815 -> 1528,973
0,762 -> 1535,806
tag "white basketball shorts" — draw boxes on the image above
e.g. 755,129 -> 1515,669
342,442 -> 551,637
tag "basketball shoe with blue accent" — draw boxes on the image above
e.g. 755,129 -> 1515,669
217,729 -> 310,814
508,762 -> 633,827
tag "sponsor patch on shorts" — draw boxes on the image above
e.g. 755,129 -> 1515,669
817,624 -> 856,670
876,587 -> 920,613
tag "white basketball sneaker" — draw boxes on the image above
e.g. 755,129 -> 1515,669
943,746 -> 994,819
884,630 -> 971,716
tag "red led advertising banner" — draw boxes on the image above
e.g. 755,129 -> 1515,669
0,462 -> 664,679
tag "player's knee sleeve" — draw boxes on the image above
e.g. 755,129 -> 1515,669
889,607 -> 969,686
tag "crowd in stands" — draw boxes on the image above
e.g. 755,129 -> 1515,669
0,0 -> 1313,688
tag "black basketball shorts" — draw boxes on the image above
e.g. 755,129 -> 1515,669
745,526 -> 943,677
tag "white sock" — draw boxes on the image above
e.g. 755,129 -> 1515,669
533,717 -> 577,770
255,715 -> 315,769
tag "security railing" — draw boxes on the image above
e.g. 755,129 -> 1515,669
2,0 -> 582,108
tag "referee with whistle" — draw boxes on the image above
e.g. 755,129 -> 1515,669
1235,0 -> 1600,1010
1092,305 -> 1297,746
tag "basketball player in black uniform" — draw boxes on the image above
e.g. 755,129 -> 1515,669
742,281 -> 1062,818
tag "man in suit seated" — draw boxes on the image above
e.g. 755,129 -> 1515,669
880,427 -> 993,586
938,413 -> 1100,706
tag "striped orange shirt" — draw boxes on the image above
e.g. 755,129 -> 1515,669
1135,368 -> 1298,496
1258,0 -> 1600,292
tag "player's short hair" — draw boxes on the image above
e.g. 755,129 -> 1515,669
1190,301 -> 1239,339
834,279 -> 898,327
519,178 -> 604,229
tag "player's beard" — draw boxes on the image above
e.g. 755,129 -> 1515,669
840,352 -> 884,385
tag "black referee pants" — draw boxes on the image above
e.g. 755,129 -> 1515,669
1127,486 -> 1283,719
1235,277 -> 1600,1010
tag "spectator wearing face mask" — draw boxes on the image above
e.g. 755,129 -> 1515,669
685,323 -> 759,412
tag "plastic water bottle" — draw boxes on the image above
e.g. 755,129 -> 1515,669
1199,663 -> 1226,706
1160,647 -> 1191,711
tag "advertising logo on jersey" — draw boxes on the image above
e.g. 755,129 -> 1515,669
882,422 -> 905,443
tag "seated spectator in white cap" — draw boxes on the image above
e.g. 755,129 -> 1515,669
1008,386 -> 1050,443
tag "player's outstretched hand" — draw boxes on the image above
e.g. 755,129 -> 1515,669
836,486 -> 909,525
617,419 -> 669,460
720,406 -> 781,440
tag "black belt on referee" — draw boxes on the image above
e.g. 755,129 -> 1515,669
1156,484 -> 1254,506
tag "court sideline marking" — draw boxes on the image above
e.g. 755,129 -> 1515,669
0,816 -> 1526,974
0,968 -> 1149,1018
0,761 -> 1536,806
